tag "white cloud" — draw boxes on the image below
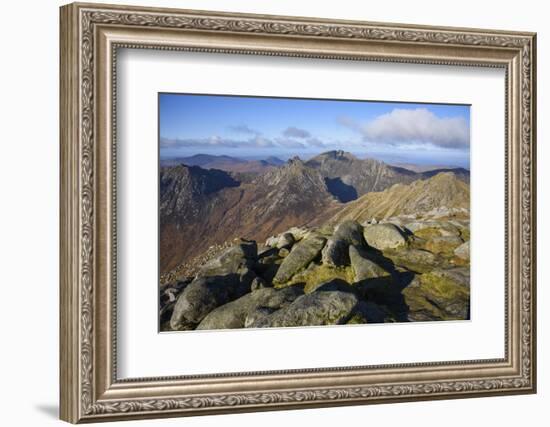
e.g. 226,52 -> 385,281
282,126 -> 311,139
162,126 -> 333,152
228,124 -> 261,136
342,108 -> 469,149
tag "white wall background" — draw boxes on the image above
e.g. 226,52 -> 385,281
0,0 -> 545,425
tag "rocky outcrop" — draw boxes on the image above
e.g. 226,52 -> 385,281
170,271 -> 254,330
404,220 -> 462,238
363,223 -> 407,250
266,232 -> 295,249
402,268 -> 470,321
454,240 -> 470,260
273,234 -> 327,284
349,246 -> 391,282
196,287 -> 304,330
384,248 -> 438,273
321,220 -> 365,267
306,278 -> 358,294
321,238 -> 349,267
247,291 -> 365,328
333,220 -> 365,246
162,212 -> 470,332
196,239 -> 257,277
169,240 -> 258,330
424,236 -> 464,255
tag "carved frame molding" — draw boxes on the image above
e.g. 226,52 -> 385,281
60,2 -> 536,423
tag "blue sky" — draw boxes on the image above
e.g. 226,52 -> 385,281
159,93 -> 471,168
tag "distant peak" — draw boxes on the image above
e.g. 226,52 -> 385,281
410,171 -> 465,190
316,150 -> 358,161
264,156 -> 284,165
283,157 -> 311,175
429,171 -> 460,181
287,156 -> 305,166
259,155 -> 323,187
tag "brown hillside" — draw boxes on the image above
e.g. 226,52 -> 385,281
328,172 -> 469,225
160,159 -> 341,273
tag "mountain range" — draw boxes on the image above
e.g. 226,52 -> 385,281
160,157 -> 339,273
160,151 -> 470,274
160,154 -> 285,174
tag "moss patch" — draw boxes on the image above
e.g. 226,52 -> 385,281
402,271 -> 470,321
382,248 -> 438,274
419,271 -> 469,301
424,238 -> 463,256
276,263 -> 355,293
401,287 -> 446,319
414,227 -> 442,239
317,224 -> 335,236
448,255 -> 470,267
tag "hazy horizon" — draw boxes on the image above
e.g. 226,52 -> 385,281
159,150 -> 469,170
160,93 -> 471,168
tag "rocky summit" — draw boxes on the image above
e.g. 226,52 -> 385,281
162,214 -> 470,331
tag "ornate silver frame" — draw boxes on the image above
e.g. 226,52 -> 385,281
60,2 -> 537,423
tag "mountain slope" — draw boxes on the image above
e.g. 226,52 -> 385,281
421,167 -> 470,183
306,150 -> 418,201
328,172 -> 469,225
251,157 -> 335,216
160,159 -> 340,273
160,165 -> 239,218
264,156 -> 285,166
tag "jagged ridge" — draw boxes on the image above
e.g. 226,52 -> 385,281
306,150 -> 419,201
159,158 -> 340,273
329,172 -> 469,224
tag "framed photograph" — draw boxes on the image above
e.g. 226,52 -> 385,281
60,2 -> 537,423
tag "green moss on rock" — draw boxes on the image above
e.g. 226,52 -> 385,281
424,236 -> 463,256
414,227 -> 442,239
279,263 -> 355,293
460,228 -> 470,241
402,270 -> 470,321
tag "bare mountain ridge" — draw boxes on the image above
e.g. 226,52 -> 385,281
305,150 -> 421,202
160,159 -> 340,273
160,164 -> 239,218
161,151 -> 469,201
250,157 -> 337,217
420,167 -> 470,183
329,172 -> 470,225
